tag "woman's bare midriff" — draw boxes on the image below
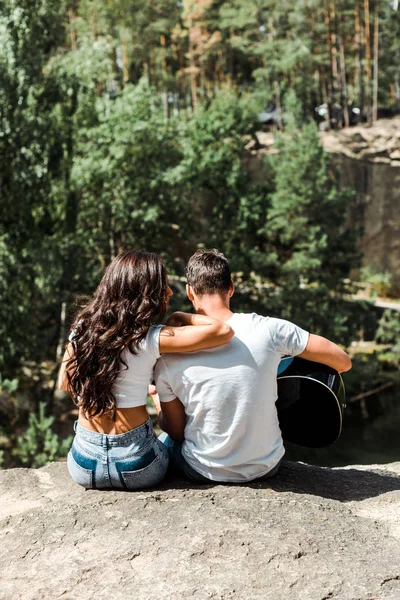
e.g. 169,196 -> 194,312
78,405 -> 150,435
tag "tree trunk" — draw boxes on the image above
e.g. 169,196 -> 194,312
372,0 -> 380,122
91,8 -> 98,40
305,2 -> 325,118
329,1 -> 339,86
355,0 -> 364,120
216,48 -> 223,89
56,302 -> 67,362
227,30 -> 234,87
338,0 -> 349,127
323,0 -> 334,127
267,16 -> 283,131
55,87 -> 79,368
364,0 -> 372,124
160,34 -> 170,120
109,217 -> 116,261
177,45 -> 186,112
394,3 -> 400,113
120,27 -> 130,86
187,16 -> 198,111
275,81 -> 283,130
68,8 -> 77,50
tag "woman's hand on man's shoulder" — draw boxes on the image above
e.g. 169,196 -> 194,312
164,312 -> 185,327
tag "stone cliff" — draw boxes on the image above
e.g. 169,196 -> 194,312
247,117 -> 400,295
1,460 -> 399,600
321,118 -> 400,295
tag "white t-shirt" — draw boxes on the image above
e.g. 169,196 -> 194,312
154,313 -> 309,482
113,325 -> 163,408
70,324 -> 163,408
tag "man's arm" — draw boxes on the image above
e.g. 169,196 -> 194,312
149,386 -> 186,442
298,333 -> 352,373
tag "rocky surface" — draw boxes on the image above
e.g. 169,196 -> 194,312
1,460 -> 400,600
325,122 -> 400,295
320,117 -> 400,165
248,116 -> 400,165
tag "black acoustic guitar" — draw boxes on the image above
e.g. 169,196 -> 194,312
276,357 -> 346,448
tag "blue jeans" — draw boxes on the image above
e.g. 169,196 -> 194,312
159,432 -> 210,483
159,433 -> 283,483
67,419 -> 169,490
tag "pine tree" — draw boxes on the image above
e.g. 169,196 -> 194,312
253,104 -> 361,342
13,403 -> 72,468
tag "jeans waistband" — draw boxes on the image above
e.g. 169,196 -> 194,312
73,418 -> 154,446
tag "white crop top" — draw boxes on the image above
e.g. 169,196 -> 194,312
69,324 -> 163,408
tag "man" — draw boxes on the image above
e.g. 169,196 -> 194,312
154,249 -> 351,483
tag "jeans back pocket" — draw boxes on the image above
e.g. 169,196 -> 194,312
67,445 -> 97,489
116,443 -> 168,490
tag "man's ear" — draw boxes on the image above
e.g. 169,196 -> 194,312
186,284 -> 195,302
228,281 -> 235,298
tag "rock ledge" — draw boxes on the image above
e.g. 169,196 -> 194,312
1,461 -> 400,600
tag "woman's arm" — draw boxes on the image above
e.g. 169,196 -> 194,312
159,312 -> 234,354
57,342 -> 74,391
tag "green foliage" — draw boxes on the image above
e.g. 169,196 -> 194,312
0,0 -> 69,371
375,310 -> 400,366
360,266 -> 392,298
0,375 -> 19,467
13,402 -> 72,468
0,375 -> 18,396
378,1 -> 400,108
343,352 -> 384,399
248,113 -> 360,343
71,79 -> 188,282
0,0 -> 393,461
180,91 -> 270,272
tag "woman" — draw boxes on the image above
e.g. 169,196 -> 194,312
58,249 -> 233,490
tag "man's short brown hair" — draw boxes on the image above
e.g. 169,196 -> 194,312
185,249 -> 232,296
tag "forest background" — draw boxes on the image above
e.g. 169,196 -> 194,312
0,0 -> 399,469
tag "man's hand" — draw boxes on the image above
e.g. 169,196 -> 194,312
148,384 -> 186,441
158,397 -> 186,442
148,384 -> 161,415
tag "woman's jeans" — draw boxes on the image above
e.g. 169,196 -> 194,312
67,419 -> 169,490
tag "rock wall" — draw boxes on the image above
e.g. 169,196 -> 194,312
248,118 -> 400,296
1,461 -> 400,600
321,118 -> 400,295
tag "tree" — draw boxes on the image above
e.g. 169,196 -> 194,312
0,0 -> 68,372
178,90 -> 270,273
12,402 -> 72,468
375,310 -> 400,367
251,102 -> 361,343
70,79 -> 190,283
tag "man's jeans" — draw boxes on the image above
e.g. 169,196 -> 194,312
159,432 -> 283,484
158,432 -> 210,483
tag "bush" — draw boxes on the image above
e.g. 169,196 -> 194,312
375,310 -> 400,367
360,266 -> 392,298
13,402 -> 72,468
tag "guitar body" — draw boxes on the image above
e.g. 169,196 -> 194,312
276,357 -> 346,448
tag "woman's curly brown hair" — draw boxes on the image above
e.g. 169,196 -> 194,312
66,249 -> 168,418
